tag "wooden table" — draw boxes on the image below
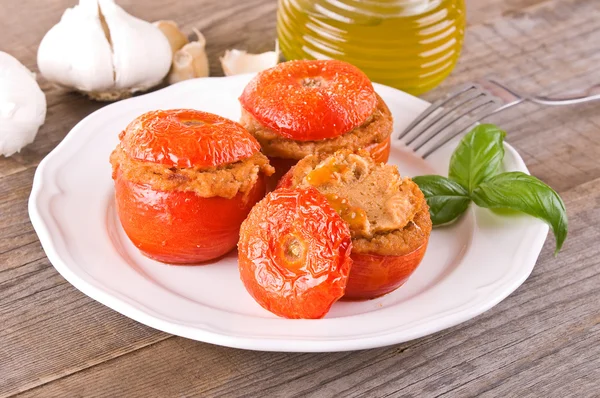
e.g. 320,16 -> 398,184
1,0 -> 599,396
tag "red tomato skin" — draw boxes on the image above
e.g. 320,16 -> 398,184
239,60 -> 377,141
237,187 -> 353,319
114,171 -> 267,264
275,166 -> 295,191
343,241 -> 429,300
119,109 -> 261,168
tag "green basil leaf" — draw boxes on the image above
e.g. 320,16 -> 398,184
471,172 -> 568,254
449,124 -> 506,193
413,175 -> 471,225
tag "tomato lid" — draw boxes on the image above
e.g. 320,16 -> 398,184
239,60 -> 377,141
119,109 -> 261,168
238,187 -> 353,319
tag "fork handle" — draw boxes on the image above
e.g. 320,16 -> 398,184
529,83 -> 600,106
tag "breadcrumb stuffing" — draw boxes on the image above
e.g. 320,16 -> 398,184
352,208 -> 432,256
110,147 -> 274,199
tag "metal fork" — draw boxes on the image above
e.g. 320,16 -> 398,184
398,79 -> 600,158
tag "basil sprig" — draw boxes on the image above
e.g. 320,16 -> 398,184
413,124 -> 568,254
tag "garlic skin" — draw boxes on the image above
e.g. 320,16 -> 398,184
220,44 -> 279,76
0,52 -> 46,157
154,20 -> 189,54
37,0 -> 172,101
168,29 -> 210,84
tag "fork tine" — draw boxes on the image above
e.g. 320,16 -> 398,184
420,101 -> 503,158
397,84 -> 477,140
404,89 -> 486,146
409,94 -> 500,151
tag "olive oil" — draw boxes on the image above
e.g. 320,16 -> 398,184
277,0 -> 466,95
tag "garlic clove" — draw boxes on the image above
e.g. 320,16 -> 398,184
167,29 -> 209,84
220,44 -> 279,76
37,0 -> 173,101
37,0 -> 115,93
98,0 -> 172,93
154,20 -> 189,54
168,51 -> 195,84
0,52 -> 46,157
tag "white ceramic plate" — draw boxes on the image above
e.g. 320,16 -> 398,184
29,74 -> 548,352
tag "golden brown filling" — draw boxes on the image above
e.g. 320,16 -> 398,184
325,193 -> 368,232
110,147 -> 274,199
352,208 -> 432,256
290,151 -> 423,238
287,150 -> 431,256
240,93 -> 393,160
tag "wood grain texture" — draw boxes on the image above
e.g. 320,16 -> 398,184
1,0 -> 599,397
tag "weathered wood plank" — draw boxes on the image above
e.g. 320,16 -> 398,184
0,257 -> 170,397
1,0 -> 278,395
1,0 -> 599,396
15,176 -> 600,398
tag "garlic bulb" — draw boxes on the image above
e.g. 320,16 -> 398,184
37,0 -> 172,101
220,43 -> 279,76
0,52 -> 46,157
